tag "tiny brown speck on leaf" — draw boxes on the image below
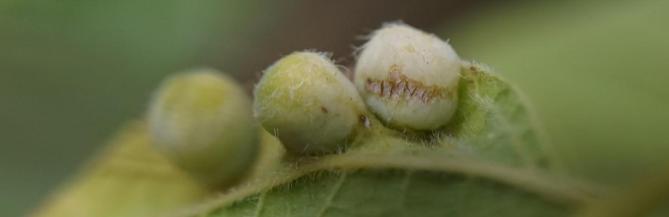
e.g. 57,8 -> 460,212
359,114 -> 371,128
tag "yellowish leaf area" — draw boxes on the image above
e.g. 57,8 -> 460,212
30,122 -> 207,217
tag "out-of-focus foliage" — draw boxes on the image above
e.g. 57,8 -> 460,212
444,0 -> 669,185
0,1 -> 278,216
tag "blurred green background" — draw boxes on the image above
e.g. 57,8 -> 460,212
1,0 -> 667,216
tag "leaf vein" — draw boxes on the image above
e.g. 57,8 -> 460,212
252,192 -> 267,217
316,173 -> 348,217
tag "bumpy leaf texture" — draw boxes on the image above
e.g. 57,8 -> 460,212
32,62 -> 597,217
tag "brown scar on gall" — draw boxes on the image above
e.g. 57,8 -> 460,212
320,106 -> 329,113
365,64 -> 454,103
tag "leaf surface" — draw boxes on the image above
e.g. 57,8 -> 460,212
180,62 -> 594,217
33,62 -> 596,217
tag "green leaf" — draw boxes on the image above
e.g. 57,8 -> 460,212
178,62 -> 597,217
444,0 -> 669,185
33,62 -> 598,217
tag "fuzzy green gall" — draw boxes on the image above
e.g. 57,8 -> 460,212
254,52 -> 367,155
148,69 -> 258,187
355,23 -> 461,130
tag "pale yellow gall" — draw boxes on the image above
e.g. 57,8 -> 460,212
254,52 -> 366,155
148,69 -> 258,187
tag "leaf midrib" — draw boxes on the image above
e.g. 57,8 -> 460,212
169,152 -> 601,217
